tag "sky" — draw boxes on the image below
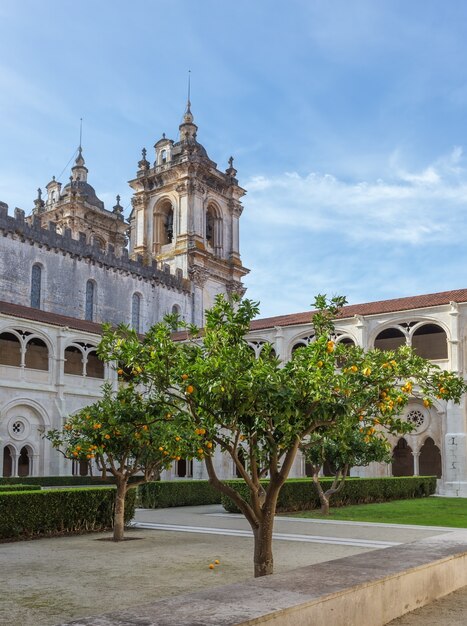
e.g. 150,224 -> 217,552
1,0 -> 467,318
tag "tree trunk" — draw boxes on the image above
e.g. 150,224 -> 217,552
252,511 -> 275,577
320,495 -> 330,516
113,478 -> 127,542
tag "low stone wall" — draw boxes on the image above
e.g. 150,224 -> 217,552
61,529 -> 467,626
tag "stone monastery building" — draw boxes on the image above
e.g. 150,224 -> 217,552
1,102 -> 467,497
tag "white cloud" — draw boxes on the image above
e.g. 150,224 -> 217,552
245,148 -> 467,246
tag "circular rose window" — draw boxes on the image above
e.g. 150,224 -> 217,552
8,418 -> 29,440
406,409 -> 428,434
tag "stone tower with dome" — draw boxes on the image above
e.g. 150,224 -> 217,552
128,99 -> 249,320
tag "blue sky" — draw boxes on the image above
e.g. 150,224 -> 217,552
1,0 -> 467,317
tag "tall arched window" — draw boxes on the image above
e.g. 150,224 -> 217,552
153,201 -> 174,253
85,280 -> 95,321
205,204 -> 222,254
31,264 -> 42,309
132,293 -> 141,332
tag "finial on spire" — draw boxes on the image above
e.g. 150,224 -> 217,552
79,117 -> 83,151
138,147 -> 150,171
226,155 -> 237,177
33,187 -> 45,213
113,194 -> 124,219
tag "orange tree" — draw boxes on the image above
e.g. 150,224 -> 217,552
302,426 -> 393,515
47,381 -> 195,541
93,294 -> 467,575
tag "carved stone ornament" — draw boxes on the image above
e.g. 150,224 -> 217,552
188,266 -> 210,287
226,280 -> 246,298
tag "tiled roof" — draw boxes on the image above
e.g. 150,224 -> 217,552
0,300 -> 104,334
2,287 -> 467,337
249,288 -> 467,332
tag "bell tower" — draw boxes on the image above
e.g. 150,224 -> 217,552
128,100 -> 249,325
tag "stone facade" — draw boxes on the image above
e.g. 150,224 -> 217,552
1,105 -> 467,495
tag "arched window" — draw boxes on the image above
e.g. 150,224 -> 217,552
153,201 -> 175,252
132,293 -> 141,332
392,438 -> 414,477
91,236 -> 105,252
374,328 -> 406,351
337,337 -> 355,346
18,446 -> 31,477
64,345 -> 84,375
171,304 -> 181,331
24,338 -> 49,371
0,332 -> 21,367
86,351 -> 104,379
419,437 -> 442,478
31,264 -> 42,309
85,280 -> 95,321
292,342 -> 307,353
2,446 -> 13,477
412,324 -> 448,360
205,204 -> 222,253
206,208 -> 215,244
161,149 -> 167,164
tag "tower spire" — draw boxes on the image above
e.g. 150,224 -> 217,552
179,71 -> 197,141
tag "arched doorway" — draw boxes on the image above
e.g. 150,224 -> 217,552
419,437 -> 442,478
392,438 -> 414,476
3,446 -> 13,477
18,446 -> 30,477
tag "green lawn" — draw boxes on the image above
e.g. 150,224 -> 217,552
289,497 -> 467,527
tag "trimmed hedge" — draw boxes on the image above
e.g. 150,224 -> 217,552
0,487 -> 136,541
0,476 -> 140,487
139,480 -> 221,509
0,484 -> 42,493
221,476 -> 437,513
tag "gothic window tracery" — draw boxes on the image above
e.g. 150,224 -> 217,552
374,322 -> 447,360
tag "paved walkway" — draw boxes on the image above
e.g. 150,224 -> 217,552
1,504 -> 465,625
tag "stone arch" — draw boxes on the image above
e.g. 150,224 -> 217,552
0,400 -> 49,477
18,445 -> 33,477
24,336 -> 49,371
153,197 -> 175,250
392,438 -> 414,476
289,332 -> 315,357
205,200 -> 223,253
91,235 -> 106,252
419,437 -> 442,478
64,343 -> 85,375
336,335 -> 356,346
374,326 -> 407,351
411,323 -> 448,360
0,330 -> 22,367
85,349 -> 104,379
2,444 -> 14,477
